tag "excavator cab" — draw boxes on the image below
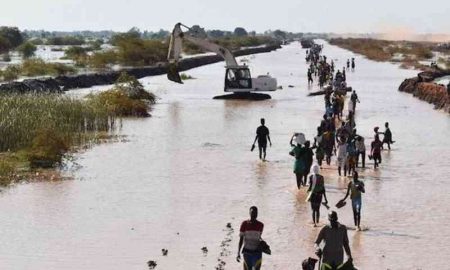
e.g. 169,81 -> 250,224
224,66 -> 252,92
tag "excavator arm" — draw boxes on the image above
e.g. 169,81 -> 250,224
167,23 -> 238,84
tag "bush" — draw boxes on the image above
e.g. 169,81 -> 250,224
65,46 -> 87,58
30,38 -> 44,45
0,158 -> 15,185
27,128 -> 69,168
115,72 -> 156,102
2,65 -> 20,81
64,46 -> 89,66
412,46 -> 433,59
89,89 -> 150,117
88,39 -> 103,51
2,52 -> 11,62
20,59 -> 76,77
46,36 -> 85,45
116,38 -> 167,66
17,42 -> 37,58
88,73 -> 156,117
89,37 -> 167,67
89,50 -> 118,68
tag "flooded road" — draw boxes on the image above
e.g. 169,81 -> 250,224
1,42 -> 450,270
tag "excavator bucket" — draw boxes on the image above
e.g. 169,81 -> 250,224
167,63 -> 183,84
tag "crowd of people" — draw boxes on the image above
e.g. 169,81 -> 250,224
241,43 -> 396,270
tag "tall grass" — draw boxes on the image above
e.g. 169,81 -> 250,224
0,73 -> 155,180
0,94 -> 114,153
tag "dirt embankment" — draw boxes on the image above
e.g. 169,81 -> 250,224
0,45 -> 281,94
399,69 -> 450,113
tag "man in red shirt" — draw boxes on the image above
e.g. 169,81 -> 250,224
237,206 -> 264,270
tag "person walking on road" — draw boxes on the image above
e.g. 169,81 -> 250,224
315,211 -> 353,270
340,171 -> 365,231
355,136 -> 366,168
336,138 -> 348,176
307,164 -> 329,227
252,118 -> 272,161
370,135 -> 383,169
350,91 -> 360,112
290,133 -> 307,189
380,122 -> 395,150
237,206 -> 264,270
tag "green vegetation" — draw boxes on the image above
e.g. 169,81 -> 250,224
183,36 -> 277,54
0,93 -> 115,181
88,39 -> 103,50
87,72 -> 156,117
0,94 -> 113,153
0,73 -> 156,185
46,36 -> 85,45
0,59 -> 76,81
233,27 -> 248,37
0,26 -> 23,53
180,73 -> 195,80
17,42 -> 37,58
88,35 -> 167,68
2,52 -> 11,62
1,66 -> 20,81
329,38 -> 435,70
0,155 -> 16,185
88,50 -> 118,69
64,46 -> 89,66
20,59 -> 76,77
29,38 -> 44,45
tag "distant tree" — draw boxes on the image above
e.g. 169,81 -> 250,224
88,39 -> 103,50
46,36 -> 85,45
0,27 -> 23,48
234,27 -> 248,37
273,30 -> 287,40
0,36 -> 11,53
189,25 -> 207,38
110,28 -> 141,45
30,38 -> 44,45
127,27 -> 142,38
207,30 -> 225,38
248,31 -> 256,37
17,42 -> 37,58
142,29 -> 169,40
65,46 -> 87,59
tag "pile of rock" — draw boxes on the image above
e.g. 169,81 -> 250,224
399,69 -> 450,113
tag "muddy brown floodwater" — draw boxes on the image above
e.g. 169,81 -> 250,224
1,41 -> 450,270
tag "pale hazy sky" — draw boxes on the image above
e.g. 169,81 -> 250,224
1,0 -> 448,33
